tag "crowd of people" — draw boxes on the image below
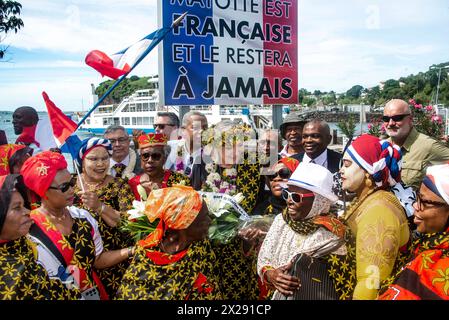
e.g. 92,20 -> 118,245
1,98 -> 449,300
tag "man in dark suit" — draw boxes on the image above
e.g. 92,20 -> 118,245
291,120 -> 342,173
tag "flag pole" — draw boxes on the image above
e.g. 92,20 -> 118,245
74,163 -> 86,192
76,12 -> 188,130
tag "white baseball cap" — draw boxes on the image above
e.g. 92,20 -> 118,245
287,162 -> 338,203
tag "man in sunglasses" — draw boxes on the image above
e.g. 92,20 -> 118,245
154,112 -> 180,141
383,99 -> 449,189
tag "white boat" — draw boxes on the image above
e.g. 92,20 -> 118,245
78,76 -> 290,134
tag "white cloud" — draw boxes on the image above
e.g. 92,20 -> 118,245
14,1 -> 159,54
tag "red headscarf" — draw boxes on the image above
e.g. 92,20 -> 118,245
346,134 -> 402,188
20,151 -> 67,199
137,133 -> 168,149
0,144 -> 26,176
277,157 -> 300,173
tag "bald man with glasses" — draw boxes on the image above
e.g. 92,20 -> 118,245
383,99 -> 449,189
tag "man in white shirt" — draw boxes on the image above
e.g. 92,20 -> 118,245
164,111 -> 208,189
278,113 -> 306,158
104,125 -> 141,180
292,120 -> 342,173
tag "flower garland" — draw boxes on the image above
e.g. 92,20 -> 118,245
174,143 -> 186,174
203,163 -> 238,195
107,148 -> 137,180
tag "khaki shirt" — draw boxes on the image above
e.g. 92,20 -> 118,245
390,128 -> 449,189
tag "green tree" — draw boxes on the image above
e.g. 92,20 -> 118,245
302,96 -> 316,107
346,85 -> 364,99
313,90 -> 322,97
95,76 -> 154,105
323,91 -> 337,105
297,88 -> 310,104
0,0 -> 23,59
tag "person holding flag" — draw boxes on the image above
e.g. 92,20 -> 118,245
20,151 -> 134,300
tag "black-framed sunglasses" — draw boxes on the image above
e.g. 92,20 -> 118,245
141,151 -> 164,162
268,167 -> 292,181
382,114 -> 411,123
415,191 -> 448,211
49,178 -> 76,193
281,188 -> 315,204
154,123 -> 175,130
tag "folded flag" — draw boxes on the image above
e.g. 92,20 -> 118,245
85,30 -> 159,79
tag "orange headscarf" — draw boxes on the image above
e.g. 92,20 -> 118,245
138,186 -> 203,248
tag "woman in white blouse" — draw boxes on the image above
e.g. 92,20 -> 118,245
257,162 -> 348,299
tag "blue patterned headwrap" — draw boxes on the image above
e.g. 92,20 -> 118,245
74,138 -> 112,169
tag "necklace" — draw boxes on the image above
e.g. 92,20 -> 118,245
342,188 -> 378,221
39,207 -> 68,222
82,174 -> 106,192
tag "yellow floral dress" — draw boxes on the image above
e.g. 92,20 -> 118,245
73,176 -> 134,298
208,159 -> 262,300
0,237 -> 80,300
342,189 -> 410,300
115,239 -> 222,300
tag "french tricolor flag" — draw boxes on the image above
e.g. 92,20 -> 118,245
42,92 -> 82,157
85,31 -> 160,79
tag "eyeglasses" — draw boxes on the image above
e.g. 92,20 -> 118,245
141,151 -> 164,162
154,123 -> 175,130
281,189 -> 315,204
108,137 -> 129,144
49,178 -> 76,193
414,191 -> 448,211
268,167 -> 292,181
382,114 -> 411,123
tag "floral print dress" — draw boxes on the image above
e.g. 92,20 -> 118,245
73,176 -> 134,298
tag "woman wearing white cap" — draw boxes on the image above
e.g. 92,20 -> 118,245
379,164 -> 449,300
257,162 -> 353,300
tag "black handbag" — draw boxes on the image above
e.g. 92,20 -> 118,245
278,240 -> 344,300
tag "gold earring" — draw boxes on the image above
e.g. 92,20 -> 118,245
365,176 -> 373,188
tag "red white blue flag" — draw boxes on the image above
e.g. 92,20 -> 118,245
85,31 -> 160,79
42,92 -> 82,157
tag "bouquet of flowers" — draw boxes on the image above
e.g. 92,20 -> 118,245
120,185 -> 158,242
237,214 -> 275,236
200,192 -> 250,244
203,164 -> 238,195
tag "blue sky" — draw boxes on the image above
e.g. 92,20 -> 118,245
0,0 -> 448,111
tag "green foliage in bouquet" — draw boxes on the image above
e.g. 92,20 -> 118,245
208,210 -> 241,244
120,215 -> 158,243
201,192 -> 248,244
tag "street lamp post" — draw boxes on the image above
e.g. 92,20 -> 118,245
431,65 -> 449,107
